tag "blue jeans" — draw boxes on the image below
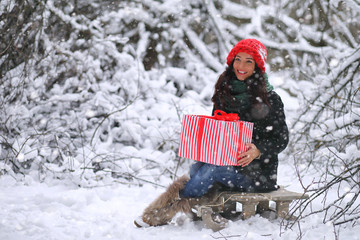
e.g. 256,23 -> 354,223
180,162 -> 254,198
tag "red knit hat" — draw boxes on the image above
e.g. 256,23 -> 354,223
226,39 -> 267,73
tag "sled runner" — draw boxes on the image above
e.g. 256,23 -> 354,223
192,187 -> 309,231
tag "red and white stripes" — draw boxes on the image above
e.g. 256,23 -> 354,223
178,114 -> 253,166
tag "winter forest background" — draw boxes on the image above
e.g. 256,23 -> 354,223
0,0 -> 359,239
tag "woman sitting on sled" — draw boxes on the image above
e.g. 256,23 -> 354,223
135,38 -> 289,227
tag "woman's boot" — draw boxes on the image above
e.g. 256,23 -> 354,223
136,175 -> 190,227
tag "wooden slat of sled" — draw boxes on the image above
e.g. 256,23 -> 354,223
220,187 -> 309,220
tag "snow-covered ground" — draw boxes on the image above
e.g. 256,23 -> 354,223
1,161 -> 359,240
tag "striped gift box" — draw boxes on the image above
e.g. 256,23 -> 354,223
178,110 -> 253,166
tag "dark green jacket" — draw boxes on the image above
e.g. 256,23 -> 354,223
213,91 -> 289,192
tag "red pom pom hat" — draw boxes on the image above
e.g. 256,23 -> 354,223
226,39 -> 267,73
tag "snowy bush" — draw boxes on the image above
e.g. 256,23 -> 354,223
283,0 -> 360,228
0,0 -> 218,186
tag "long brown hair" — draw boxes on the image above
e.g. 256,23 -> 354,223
211,60 -> 270,110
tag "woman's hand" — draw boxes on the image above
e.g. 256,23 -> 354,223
237,143 -> 261,167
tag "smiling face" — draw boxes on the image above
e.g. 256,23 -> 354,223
233,52 -> 256,81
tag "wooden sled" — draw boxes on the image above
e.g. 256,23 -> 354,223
192,187 -> 309,232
